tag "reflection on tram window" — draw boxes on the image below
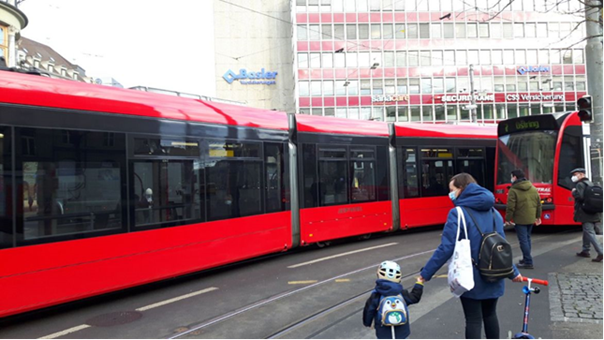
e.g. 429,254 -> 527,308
133,160 -> 201,227
0,127 -> 12,248
18,128 -> 126,242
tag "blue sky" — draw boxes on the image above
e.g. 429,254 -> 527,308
19,0 -> 216,96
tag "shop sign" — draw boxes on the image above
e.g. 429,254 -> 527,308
506,94 -> 564,101
223,68 -> 278,85
517,66 -> 550,75
371,94 -> 410,103
439,94 -> 495,102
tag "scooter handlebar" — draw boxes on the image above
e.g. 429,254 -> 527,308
522,277 -> 549,286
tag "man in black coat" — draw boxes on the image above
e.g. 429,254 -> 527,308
571,168 -> 603,262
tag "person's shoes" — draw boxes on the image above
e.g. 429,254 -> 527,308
519,259 -> 525,264
576,251 -> 591,258
592,255 -> 603,262
517,263 -> 534,269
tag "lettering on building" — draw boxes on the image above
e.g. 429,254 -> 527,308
517,66 -> 551,75
223,68 -> 278,85
440,94 -> 495,102
371,94 -> 410,103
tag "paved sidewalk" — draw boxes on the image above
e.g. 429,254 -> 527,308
549,272 -> 602,323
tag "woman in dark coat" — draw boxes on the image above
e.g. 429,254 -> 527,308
419,173 -> 523,339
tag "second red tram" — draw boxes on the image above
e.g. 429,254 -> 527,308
0,70 -> 497,318
494,112 -> 587,225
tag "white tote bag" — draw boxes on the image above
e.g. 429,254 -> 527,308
448,207 -> 475,298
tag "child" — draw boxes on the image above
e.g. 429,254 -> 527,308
362,261 -> 424,339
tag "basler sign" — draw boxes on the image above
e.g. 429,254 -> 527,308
222,68 -> 278,85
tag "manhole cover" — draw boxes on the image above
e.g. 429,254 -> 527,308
86,311 -> 142,327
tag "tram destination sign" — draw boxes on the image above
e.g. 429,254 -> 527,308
498,115 -> 559,136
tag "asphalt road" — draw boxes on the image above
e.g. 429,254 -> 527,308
0,225 -> 598,339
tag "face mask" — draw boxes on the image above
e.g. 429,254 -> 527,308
571,175 -> 579,183
448,191 -> 457,201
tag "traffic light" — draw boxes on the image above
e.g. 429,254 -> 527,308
577,95 -> 592,121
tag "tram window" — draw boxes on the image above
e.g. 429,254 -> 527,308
319,160 -> 348,206
351,148 -> 376,203
134,138 -> 200,157
457,159 -> 485,188
0,127 -> 12,248
206,160 -> 262,221
18,128 -> 126,243
133,160 -> 201,228
302,144 -> 318,208
207,141 -> 260,158
376,146 -> 390,201
265,143 -> 289,213
400,148 -> 419,198
421,160 -> 454,197
557,126 -> 584,190
421,148 -> 453,158
457,148 -> 484,158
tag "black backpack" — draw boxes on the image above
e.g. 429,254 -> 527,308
464,208 -> 515,282
581,183 -> 603,214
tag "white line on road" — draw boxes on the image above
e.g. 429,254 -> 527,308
135,287 -> 218,312
287,242 -> 399,268
38,287 -> 217,339
39,325 -> 91,339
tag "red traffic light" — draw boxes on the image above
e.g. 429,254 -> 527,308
577,96 -> 592,121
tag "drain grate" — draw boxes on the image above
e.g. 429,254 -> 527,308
86,311 -> 142,327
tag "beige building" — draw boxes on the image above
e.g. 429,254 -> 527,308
214,0 -> 296,112
0,0 -> 27,67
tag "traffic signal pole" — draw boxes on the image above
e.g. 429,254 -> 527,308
585,1 -> 603,185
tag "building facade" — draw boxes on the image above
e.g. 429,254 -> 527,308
0,0 -> 27,67
215,0 -> 589,123
214,1 -> 296,113
294,0 -> 588,122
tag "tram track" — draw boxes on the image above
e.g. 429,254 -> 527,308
167,249 -> 435,339
167,229 -> 577,339
264,271 -> 420,339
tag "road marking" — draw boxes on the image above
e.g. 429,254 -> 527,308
287,242 -> 399,268
39,325 -> 91,339
136,287 -> 218,311
38,287 -> 217,339
335,279 -> 350,282
288,280 -> 318,284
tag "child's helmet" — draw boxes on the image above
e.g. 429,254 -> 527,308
377,261 -> 402,282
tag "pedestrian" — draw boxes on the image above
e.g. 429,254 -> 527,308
505,169 -> 542,269
419,173 -> 522,339
571,168 -> 603,262
362,261 -> 424,339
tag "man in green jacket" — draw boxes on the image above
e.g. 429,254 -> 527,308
505,169 -> 542,269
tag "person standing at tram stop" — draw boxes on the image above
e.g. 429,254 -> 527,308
571,168 -> 603,263
505,169 -> 542,270
419,173 -> 523,339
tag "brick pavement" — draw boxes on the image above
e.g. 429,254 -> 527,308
549,272 -> 603,324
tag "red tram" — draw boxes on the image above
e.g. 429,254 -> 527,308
0,70 -> 496,318
494,112 -> 588,225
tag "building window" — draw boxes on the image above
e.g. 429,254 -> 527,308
298,53 -> 308,68
310,52 -> 321,68
431,24 -> 442,39
419,24 -> 430,39
0,26 -> 7,61
346,24 -> 357,40
371,24 -> 381,39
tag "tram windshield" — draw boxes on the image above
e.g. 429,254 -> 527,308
497,130 -> 557,185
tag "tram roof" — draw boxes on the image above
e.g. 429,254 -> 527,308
0,71 -> 289,131
295,114 -> 389,137
395,122 -> 497,139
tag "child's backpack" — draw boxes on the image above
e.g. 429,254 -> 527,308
377,294 -> 408,326
581,184 -> 603,214
464,208 -> 514,282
